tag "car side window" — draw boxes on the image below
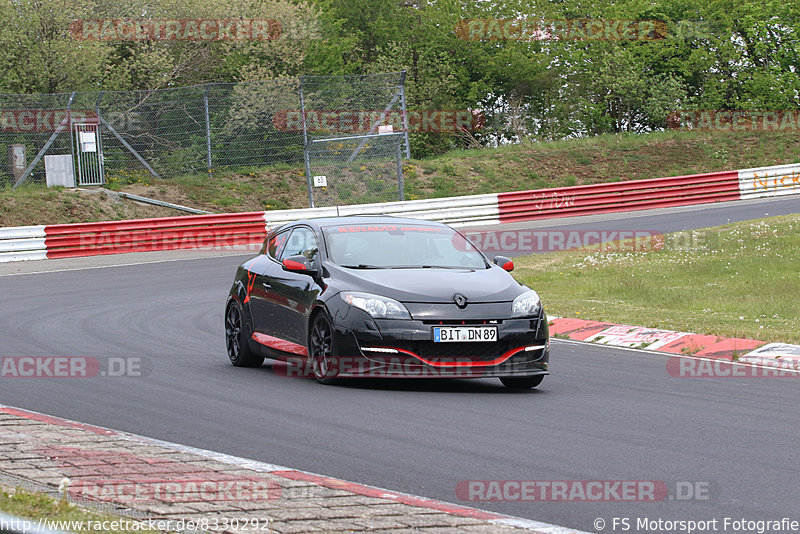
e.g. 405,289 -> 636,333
266,231 -> 289,259
279,227 -> 319,263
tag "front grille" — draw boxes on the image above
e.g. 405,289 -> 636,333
422,319 -> 503,325
410,341 -> 509,362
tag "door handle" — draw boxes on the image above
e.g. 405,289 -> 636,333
262,282 -> 271,290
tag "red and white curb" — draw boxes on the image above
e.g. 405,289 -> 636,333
0,404 -> 591,534
737,343 -> 800,368
549,316 -> 800,369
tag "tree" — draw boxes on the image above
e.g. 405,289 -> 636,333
0,0 -> 108,93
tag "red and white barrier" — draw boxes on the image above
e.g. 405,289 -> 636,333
42,212 -> 267,260
496,170 -> 741,223
0,226 -> 47,262
263,193 -> 500,229
1,162 -> 798,263
738,162 -> 800,200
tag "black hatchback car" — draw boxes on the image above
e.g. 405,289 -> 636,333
225,216 -> 549,388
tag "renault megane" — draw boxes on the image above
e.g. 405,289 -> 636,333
224,216 -> 549,388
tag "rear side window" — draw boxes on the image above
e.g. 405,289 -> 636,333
266,231 -> 289,259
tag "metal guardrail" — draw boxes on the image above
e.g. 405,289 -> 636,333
43,212 -> 267,259
114,192 -> 212,214
738,162 -> 800,200
497,170 -> 741,223
0,226 -> 47,263
263,192 -> 501,230
2,162 -> 799,263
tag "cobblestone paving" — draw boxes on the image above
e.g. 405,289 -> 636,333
0,409 -> 550,533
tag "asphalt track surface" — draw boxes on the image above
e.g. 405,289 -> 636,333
1,197 -> 799,532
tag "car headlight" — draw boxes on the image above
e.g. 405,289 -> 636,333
340,292 -> 412,320
511,289 -> 542,318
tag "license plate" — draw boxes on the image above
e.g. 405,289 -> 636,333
433,326 -> 497,343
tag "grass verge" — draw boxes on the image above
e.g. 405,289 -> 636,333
0,485 -> 160,533
0,187 -> 181,227
512,214 -> 800,344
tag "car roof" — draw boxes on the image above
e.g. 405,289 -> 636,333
282,216 -> 450,230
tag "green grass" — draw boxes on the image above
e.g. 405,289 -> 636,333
0,486 -> 159,533
513,214 -> 800,344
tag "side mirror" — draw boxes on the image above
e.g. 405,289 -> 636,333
492,255 -> 514,272
282,255 -> 317,275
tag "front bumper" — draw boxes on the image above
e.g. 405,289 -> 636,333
326,299 -> 550,378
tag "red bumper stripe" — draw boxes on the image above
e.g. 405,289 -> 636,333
379,345 -> 535,367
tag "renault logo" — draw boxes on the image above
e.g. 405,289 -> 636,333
453,293 -> 468,309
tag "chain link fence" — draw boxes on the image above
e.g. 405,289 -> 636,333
305,133 -> 406,207
299,72 -> 409,207
0,72 -> 409,208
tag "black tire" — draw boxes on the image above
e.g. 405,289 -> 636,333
225,301 -> 264,368
500,375 -> 544,390
309,312 -> 338,385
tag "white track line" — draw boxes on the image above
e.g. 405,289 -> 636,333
0,253 -> 250,277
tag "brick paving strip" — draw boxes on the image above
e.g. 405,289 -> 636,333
0,406 -> 587,534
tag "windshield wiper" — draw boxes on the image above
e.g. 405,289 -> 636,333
341,264 -> 478,270
386,265 -> 471,269
340,264 -> 384,269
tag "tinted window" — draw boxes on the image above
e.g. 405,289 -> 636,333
279,227 -> 319,263
266,231 -> 289,259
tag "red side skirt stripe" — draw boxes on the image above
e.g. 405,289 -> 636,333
251,332 -> 308,357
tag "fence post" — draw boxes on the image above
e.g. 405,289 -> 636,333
93,92 -> 107,185
69,94 -> 77,171
204,84 -> 212,178
397,142 -> 404,201
300,76 -> 315,208
399,70 -> 410,158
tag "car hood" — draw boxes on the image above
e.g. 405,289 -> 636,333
327,264 -> 525,303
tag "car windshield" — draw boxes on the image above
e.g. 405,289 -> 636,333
323,223 -> 487,269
